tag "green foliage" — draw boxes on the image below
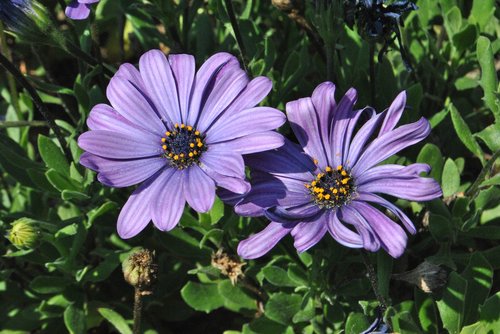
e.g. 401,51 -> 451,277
0,0 -> 499,333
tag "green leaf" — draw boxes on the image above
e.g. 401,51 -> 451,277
429,108 -> 450,128
287,264 -> 308,286
480,174 -> 500,187
55,223 -> 78,238
345,312 -> 370,334
449,104 -> 484,164
442,158 -> 461,197
436,272 -> 468,333
461,253 -> 493,325
30,276 -> 71,294
477,36 -> 500,122
475,123 -> 500,152
97,307 -> 132,334
180,282 -> 224,313
61,190 -> 90,201
443,7 -> 462,38
86,201 -> 117,228
415,291 -> 438,334
265,293 -> 302,325
209,197 -> 224,225
391,311 -> 422,333
217,280 -> 255,312
45,169 -> 81,192
64,304 -> 86,334
451,24 -> 477,52
470,0 -> 495,30
417,143 -> 444,183
37,134 -> 70,176
478,292 -> 500,331
292,297 -> 315,323
263,266 -> 297,287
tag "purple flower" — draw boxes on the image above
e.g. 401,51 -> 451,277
78,50 -> 285,238
235,82 -> 442,259
65,0 -> 99,20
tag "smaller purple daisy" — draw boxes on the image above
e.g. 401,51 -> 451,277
65,0 -> 99,20
235,82 -> 442,259
79,50 -> 285,239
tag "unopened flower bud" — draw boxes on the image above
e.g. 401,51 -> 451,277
393,261 -> 448,293
7,218 -> 41,249
122,248 -> 157,292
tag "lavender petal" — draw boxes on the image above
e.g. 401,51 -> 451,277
184,165 -> 216,213
237,222 -> 295,259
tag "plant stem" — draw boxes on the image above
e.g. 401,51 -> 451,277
465,149 -> 500,198
0,121 -> 48,128
0,52 -> 72,162
361,251 -> 387,314
64,40 -> 114,78
133,288 -> 143,334
223,0 -> 250,74
369,43 -> 376,106
0,22 -> 22,119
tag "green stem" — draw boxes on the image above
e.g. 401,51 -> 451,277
0,121 -> 48,128
465,149 -> 500,198
133,288 -> 143,334
64,40 -> 114,78
223,0 -> 250,74
361,251 -> 388,314
0,22 -> 22,119
0,52 -> 72,162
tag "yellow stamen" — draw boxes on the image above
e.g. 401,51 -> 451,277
161,138 -> 166,143
195,130 -> 200,136
189,143 -> 195,148
341,170 -> 347,176
313,159 -> 318,165
187,126 -> 193,131
197,142 -> 203,148
174,155 -> 179,160
189,152 -> 194,157
162,145 -> 167,150
165,131 -> 171,136
325,166 -> 332,172
337,165 -> 342,171
324,194 -> 331,200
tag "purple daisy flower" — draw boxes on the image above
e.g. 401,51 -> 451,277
65,0 -> 99,20
235,82 -> 442,259
78,50 -> 285,238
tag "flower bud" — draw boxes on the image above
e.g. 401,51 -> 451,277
7,218 -> 41,249
122,248 -> 157,292
393,261 -> 448,293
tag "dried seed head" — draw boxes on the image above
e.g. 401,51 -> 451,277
393,261 -> 448,293
211,249 -> 245,285
122,248 -> 157,293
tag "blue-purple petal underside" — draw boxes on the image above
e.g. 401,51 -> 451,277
356,163 -> 431,185
311,82 -> 336,164
79,152 -> 166,188
345,112 -> 384,168
78,130 -> 160,159
265,203 -> 322,224
184,165 -> 216,213
342,107 -> 375,166
169,54 -> 195,123
290,214 -> 328,253
151,168 -> 186,231
65,1 -> 90,20
211,131 -> 285,155
237,222 -> 295,259
139,50 -> 181,125
234,179 -> 286,216
339,206 -> 380,252
352,117 -> 430,175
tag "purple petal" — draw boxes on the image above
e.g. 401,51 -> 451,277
379,91 -> 406,135
326,210 -> 364,248
342,107 -> 375,166
311,82 -> 336,163
352,118 -> 431,175
345,112 -> 384,167
87,104 -> 146,134
78,130 -> 160,159
187,53 -> 238,126
291,215 -> 328,252
338,206 -> 380,252
329,88 -> 358,167
184,165 -> 216,213
234,179 -> 286,216
265,203 -> 321,224
117,175 -> 158,238
114,63 -> 146,92
357,174 -> 442,201
106,76 -> 165,135
350,201 -> 408,258
287,97 -> 329,168
169,54 -> 195,123
212,131 -> 285,155
237,222 -> 295,259
200,146 -> 245,178
206,107 -> 285,143
212,173 -> 250,195
65,1 -> 90,20
151,169 -> 186,231
357,192 -> 416,234
196,63 -> 249,131
245,139 -> 316,181
79,152 -> 166,188
356,163 -> 431,185
138,50 -> 181,125
78,0 -> 99,3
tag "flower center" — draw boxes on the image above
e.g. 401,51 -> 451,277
305,165 -> 355,209
161,123 -> 206,169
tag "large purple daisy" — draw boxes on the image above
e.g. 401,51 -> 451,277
65,0 -> 99,20
236,82 -> 442,259
78,50 -> 285,238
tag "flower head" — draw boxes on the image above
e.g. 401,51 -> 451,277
65,0 -> 100,20
236,82 -> 441,259
78,50 -> 285,238
0,0 -> 53,43
7,218 -> 41,249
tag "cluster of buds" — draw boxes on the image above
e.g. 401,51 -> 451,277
211,249 -> 245,285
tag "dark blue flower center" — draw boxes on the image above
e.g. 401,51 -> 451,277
306,165 -> 355,209
161,123 -> 206,169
